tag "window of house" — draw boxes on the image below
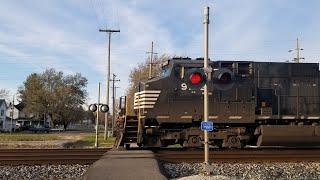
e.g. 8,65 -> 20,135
0,110 -> 4,116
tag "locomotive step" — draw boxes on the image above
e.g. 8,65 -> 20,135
126,124 -> 138,127
126,122 -> 138,126
125,134 -> 138,138
124,137 -> 137,139
124,137 -> 138,142
126,131 -> 138,133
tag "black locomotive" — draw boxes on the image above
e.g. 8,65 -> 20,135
116,57 -> 320,148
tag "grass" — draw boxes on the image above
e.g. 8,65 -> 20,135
0,132 -> 61,141
65,134 -> 116,148
0,131 -> 116,148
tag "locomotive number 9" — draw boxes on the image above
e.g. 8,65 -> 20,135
181,83 -> 188,91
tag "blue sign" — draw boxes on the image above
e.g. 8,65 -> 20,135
201,121 -> 214,131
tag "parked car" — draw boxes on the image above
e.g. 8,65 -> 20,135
29,126 -> 50,133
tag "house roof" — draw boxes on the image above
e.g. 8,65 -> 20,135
15,102 -> 25,111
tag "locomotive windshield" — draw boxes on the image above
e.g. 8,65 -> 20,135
161,66 -> 171,77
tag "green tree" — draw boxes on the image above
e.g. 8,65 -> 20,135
18,73 -> 48,118
19,69 -> 88,129
126,54 -> 170,114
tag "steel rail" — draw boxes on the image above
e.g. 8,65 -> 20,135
0,148 -> 111,165
154,149 -> 320,163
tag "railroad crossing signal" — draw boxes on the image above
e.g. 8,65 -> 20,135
186,68 -> 207,89
89,104 -> 109,113
212,68 -> 234,91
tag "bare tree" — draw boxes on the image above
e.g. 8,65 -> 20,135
125,54 -> 170,114
0,89 -> 10,101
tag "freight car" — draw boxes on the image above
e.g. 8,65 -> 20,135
115,57 -> 320,148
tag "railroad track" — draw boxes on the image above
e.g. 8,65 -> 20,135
2,148 -> 320,165
0,148 -> 111,165
154,148 -> 320,163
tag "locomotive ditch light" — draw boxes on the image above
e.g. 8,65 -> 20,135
89,104 -> 97,112
100,104 -> 109,113
213,68 -> 235,91
185,68 -> 207,89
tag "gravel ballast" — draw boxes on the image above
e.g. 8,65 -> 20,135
0,164 -> 89,180
163,162 -> 320,180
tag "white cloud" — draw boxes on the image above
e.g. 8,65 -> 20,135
0,0 -> 319,105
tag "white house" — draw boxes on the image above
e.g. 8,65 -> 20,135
0,100 -> 53,131
0,99 -> 7,131
0,99 -> 17,132
15,102 -> 52,128
5,102 -> 18,131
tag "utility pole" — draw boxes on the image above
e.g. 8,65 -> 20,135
99,28 -> 120,140
203,6 -> 210,165
10,95 -> 14,134
95,82 -> 101,148
113,86 -> 120,122
289,38 -> 304,63
146,41 -> 158,79
110,74 -> 120,136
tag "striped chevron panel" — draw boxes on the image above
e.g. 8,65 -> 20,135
134,90 -> 161,109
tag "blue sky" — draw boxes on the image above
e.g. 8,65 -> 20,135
0,0 -> 319,104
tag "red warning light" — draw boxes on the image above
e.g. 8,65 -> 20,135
218,72 -> 232,84
189,73 -> 202,85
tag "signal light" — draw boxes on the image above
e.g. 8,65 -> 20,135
185,68 -> 206,89
100,105 -> 109,113
218,72 -> 232,84
189,72 -> 202,85
213,68 -> 234,91
89,104 -> 97,112
89,104 -> 109,113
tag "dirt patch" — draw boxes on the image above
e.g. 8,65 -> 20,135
0,140 -> 72,149
0,132 -> 89,149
